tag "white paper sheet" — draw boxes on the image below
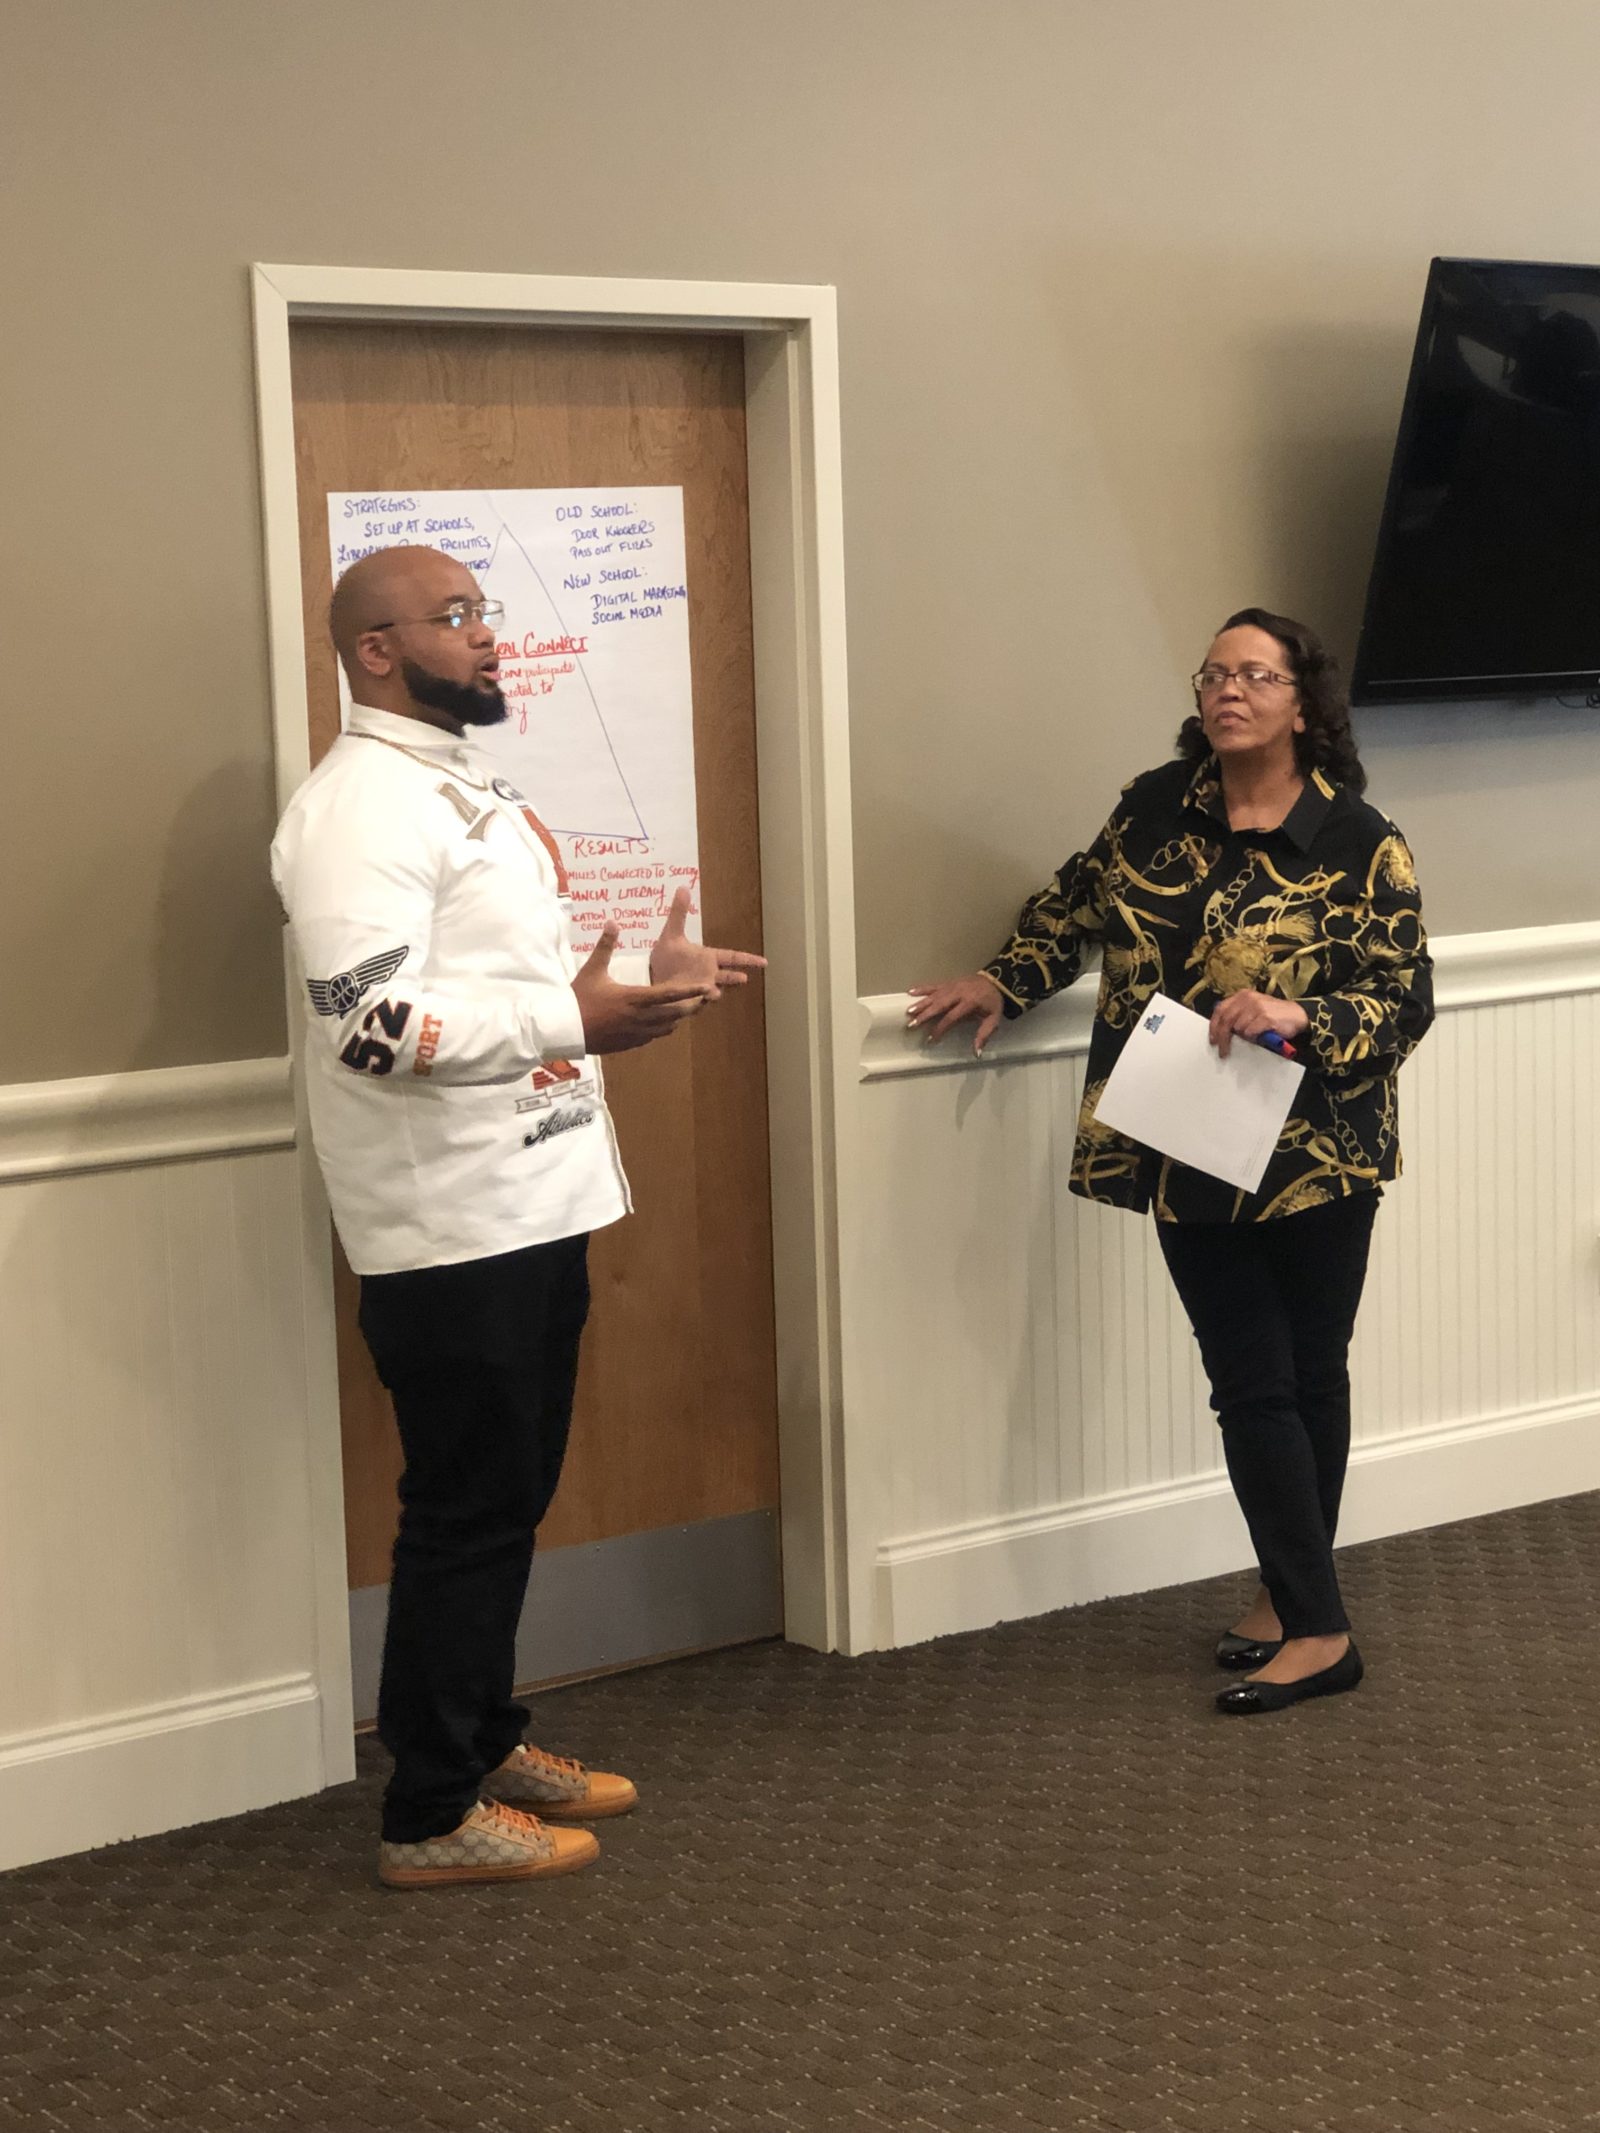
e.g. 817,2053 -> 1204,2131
327,486 -> 699,954
1091,993 -> 1305,1194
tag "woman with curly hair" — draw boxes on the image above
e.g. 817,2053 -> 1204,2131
909,609 -> 1434,1714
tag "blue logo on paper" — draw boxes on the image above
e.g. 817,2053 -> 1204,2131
1143,1012 -> 1165,1035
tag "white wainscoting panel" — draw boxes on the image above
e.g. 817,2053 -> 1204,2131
854,925 -> 1600,1647
0,1058 -> 347,1871
7,924 -> 1600,1867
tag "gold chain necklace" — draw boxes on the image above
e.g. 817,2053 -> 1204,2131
349,729 -> 491,791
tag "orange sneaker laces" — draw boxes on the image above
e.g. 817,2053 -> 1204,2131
518,1745 -> 585,1781
475,1798 -> 548,1839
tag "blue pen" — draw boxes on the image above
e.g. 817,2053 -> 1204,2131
1255,1029 -> 1297,1061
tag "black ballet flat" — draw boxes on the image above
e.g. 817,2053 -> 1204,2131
1214,1630 -> 1284,1671
1215,1641 -> 1363,1716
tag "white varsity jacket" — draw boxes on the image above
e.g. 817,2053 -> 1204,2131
271,702 -> 631,1275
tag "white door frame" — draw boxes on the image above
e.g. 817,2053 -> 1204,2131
250,263 -> 862,1710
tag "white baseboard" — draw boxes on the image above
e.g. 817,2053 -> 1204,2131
875,1394 -> 1600,1648
0,1674 -> 326,1873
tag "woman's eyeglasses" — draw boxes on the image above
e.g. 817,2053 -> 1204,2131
1192,665 -> 1297,695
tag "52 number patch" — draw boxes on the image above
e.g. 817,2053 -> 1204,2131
338,997 -> 412,1076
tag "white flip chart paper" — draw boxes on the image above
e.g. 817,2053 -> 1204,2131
1091,993 -> 1304,1195
328,486 -> 699,952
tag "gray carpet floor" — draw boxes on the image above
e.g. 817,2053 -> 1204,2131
5,1496 -> 1600,2132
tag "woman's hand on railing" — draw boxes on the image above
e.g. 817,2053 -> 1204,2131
904,974 -> 1006,1056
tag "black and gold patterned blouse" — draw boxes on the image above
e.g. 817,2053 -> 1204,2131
982,755 -> 1434,1223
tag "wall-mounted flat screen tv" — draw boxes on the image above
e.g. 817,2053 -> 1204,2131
1351,256 -> 1600,705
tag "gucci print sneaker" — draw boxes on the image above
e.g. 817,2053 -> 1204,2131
377,1798 -> 600,1889
482,1742 -> 639,1821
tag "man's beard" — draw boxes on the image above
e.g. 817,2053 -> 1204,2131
401,656 -> 508,728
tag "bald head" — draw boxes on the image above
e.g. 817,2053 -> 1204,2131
330,545 -> 481,671
329,543 -> 506,735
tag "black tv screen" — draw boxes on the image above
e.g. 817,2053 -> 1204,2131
1352,256 -> 1600,704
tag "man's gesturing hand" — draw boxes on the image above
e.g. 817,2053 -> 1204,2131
649,888 -> 767,999
573,924 -> 712,1054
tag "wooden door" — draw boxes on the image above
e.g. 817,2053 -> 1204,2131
288,322 -> 780,1711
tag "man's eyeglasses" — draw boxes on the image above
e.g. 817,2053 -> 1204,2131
370,599 -> 505,634
1191,665 -> 1298,695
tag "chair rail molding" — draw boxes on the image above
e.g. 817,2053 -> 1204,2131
858,921 -> 1600,1082
0,1056 -> 294,1182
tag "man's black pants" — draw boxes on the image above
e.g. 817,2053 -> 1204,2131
1156,1192 -> 1378,1640
358,1232 -> 591,1843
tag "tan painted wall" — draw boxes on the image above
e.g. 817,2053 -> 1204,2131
5,0 -> 1599,1081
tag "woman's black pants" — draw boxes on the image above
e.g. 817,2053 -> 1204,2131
357,1233 -> 591,1843
1156,1193 -> 1378,1640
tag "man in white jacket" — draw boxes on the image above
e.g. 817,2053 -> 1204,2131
272,544 -> 762,1889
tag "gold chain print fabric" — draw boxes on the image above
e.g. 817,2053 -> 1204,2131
982,758 -> 1435,1224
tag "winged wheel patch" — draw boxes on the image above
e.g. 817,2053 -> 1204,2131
307,946 -> 410,1017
